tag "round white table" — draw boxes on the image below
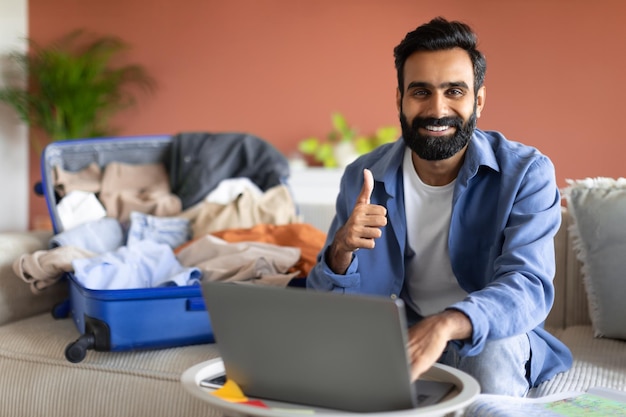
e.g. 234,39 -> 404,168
181,358 -> 480,417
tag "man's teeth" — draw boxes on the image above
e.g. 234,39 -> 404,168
426,125 -> 450,132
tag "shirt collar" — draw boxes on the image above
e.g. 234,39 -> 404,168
367,129 -> 499,197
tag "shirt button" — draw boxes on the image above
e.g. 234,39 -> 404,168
390,294 -> 397,300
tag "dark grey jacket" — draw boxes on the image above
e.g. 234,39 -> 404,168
168,132 -> 290,209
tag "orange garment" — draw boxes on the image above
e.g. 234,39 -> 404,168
182,223 -> 325,278
213,223 -> 326,278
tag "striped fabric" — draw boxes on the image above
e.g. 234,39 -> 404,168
0,313 -> 223,416
530,325 -> 626,397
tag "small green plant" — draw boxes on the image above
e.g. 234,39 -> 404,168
0,29 -> 156,153
298,112 -> 398,168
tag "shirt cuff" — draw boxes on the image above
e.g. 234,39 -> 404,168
320,247 -> 361,289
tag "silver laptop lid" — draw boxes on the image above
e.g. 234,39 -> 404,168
201,282 -> 416,413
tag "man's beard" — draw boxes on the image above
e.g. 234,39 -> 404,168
400,109 -> 477,161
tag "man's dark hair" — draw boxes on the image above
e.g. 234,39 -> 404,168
393,17 -> 487,97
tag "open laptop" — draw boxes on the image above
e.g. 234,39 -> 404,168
200,281 -> 454,413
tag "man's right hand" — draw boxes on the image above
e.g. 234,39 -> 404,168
326,168 -> 387,274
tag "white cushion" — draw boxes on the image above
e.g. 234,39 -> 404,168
562,178 -> 626,340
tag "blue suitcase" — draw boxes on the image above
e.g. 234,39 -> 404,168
41,133 -> 291,362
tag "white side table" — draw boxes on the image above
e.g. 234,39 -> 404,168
181,358 -> 480,417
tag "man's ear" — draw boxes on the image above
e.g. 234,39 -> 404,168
396,88 -> 402,113
475,85 -> 486,118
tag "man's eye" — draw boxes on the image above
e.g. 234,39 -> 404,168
411,90 -> 429,96
447,89 -> 464,96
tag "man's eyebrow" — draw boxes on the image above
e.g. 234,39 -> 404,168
444,81 -> 470,89
406,81 -> 470,90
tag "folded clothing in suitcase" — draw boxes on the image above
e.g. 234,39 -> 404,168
40,133 -> 292,362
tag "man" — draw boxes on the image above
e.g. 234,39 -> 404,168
306,17 -> 572,396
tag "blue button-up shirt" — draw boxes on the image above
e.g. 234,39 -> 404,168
306,129 -> 572,387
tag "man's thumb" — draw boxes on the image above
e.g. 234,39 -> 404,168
357,168 -> 374,205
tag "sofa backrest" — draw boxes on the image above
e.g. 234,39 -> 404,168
546,206 -> 589,329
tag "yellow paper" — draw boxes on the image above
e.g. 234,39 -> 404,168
210,379 -> 248,403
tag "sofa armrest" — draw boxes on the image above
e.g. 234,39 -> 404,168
545,207 -> 568,329
0,231 -> 68,326
561,207 -> 590,327
546,206 -> 591,330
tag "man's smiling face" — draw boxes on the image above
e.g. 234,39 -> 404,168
397,47 -> 485,161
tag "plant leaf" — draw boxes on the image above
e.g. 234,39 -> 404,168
375,126 -> 399,145
0,29 -> 156,145
298,137 -> 320,154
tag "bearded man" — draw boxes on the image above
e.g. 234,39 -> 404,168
306,17 -> 572,396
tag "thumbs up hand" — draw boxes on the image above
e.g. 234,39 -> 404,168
327,169 -> 387,274
357,167 -> 374,205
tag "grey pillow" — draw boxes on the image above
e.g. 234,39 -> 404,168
563,177 -> 626,340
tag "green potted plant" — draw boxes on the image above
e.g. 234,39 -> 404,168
298,112 -> 399,168
0,29 -> 156,153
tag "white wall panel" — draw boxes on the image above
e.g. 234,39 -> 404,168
0,0 -> 28,231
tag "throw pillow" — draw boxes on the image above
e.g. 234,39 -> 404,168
562,177 -> 626,340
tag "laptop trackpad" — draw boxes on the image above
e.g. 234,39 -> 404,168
414,380 -> 456,407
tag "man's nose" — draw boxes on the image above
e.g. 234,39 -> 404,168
426,93 -> 449,118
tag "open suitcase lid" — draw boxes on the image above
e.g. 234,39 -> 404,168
40,132 -> 292,233
40,135 -> 173,233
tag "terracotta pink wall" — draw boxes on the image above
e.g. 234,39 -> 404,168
28,0 -> 626,227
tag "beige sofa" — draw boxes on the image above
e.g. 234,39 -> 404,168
0,207 -> 623,416
530,207 -> 626,397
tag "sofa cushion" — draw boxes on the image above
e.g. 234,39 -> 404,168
529,325 -> 626,397
562,177 -> 626,340
0,313 -> 222,417
0,231 -> 68,326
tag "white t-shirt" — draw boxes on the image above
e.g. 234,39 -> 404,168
402,148 -> 467,317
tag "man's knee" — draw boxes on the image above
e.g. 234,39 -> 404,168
442,335 -> 531,396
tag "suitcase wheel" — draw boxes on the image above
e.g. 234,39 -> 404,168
33,181 -> 44,196
65,334 -> 95,363
51,299 -> 71,319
